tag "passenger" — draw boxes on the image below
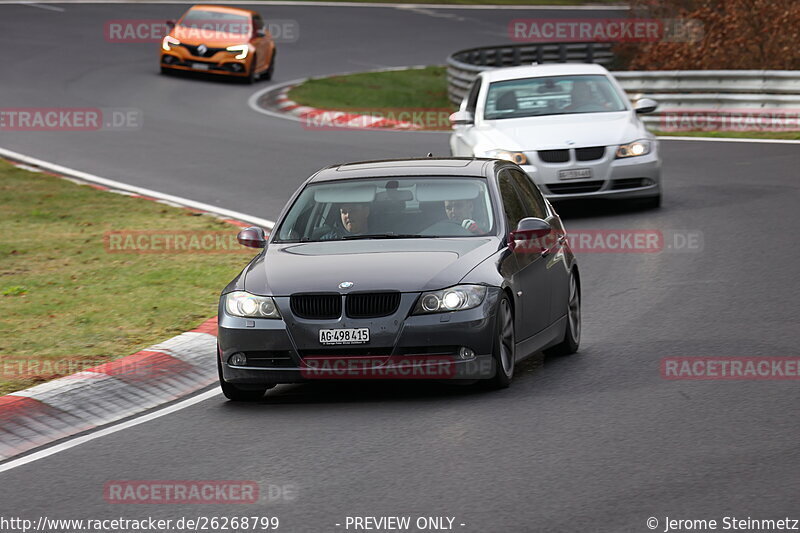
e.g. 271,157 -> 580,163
444,199 -> 484,234
321,203 -> 370,240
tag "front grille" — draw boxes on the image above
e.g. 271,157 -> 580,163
346,292 -> 401,318
290,294 -> 341,320
610,178 -> 654,190
575,146 -> 606,161
546,181 -> 604,194
180,43 -> 226,58
538,149 -> 570,163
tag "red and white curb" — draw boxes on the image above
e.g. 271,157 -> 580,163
0,318 -> 219,461
273,85 -> 423,130
0,149 -> 276,462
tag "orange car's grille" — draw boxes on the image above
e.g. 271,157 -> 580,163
180,44 -> 227,58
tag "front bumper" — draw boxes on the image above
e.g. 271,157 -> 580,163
217,289 -> 502,384
160,47 -> 250,77
520,147 -> 661,201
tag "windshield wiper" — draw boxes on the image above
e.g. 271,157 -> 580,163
340,233 -> 433,240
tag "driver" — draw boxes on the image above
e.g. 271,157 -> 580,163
567,80 -> 597,111
320,202 -> 370,240
444,199 -> 485,234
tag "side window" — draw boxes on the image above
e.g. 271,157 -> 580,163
465,78 -> 482,114
508,169 -> 547,219
498,170 -> 526,232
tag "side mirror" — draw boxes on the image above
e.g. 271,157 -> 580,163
449,110 -> 474,126
237,226 -> 267,248
508,217 -> 551,252
254,28 -> 266,38
634,98 -> 658,114
166,19 -> 176,29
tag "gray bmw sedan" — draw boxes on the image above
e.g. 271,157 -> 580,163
217,158 -> 580,400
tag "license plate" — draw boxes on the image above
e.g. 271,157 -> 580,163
192,63 -> 210,71
319,328 -> 370,345
558,168 -> 592,180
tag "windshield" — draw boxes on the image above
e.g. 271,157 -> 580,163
484,74 -> 627,120
179,10 -> 251,34
274,177 -> 495,243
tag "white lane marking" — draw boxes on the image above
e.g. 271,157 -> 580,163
0,1 -> 629,9
0,389 -> 220,475
0,147 -> 275,229
19,1 -> 64,10
656,136 -> 800,145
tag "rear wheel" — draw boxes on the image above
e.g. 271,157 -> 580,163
486,295 -> 515,389
217,352 -> 269,401
545,270 -> 581,356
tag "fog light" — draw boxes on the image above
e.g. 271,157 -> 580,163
230,63 -> 243,72
229,352 -> 247,366
459,347 -> 475,360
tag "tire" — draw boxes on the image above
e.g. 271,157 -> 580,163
545,270 -> 581,356
217,352 -> 268,401
641,194 -> 661,209
245,54 -> 258,84
486,295 -> 515,389
262,50 -> 275,81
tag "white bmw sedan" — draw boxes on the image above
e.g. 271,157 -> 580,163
450,63 -> 661,207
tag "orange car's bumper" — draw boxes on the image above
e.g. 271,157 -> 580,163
160,46 -> 252,77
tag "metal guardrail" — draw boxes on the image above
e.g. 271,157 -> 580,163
447,42 -> 614,105
447,45 -> 800,122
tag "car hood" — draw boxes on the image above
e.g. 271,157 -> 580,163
171,26 -> 249,46
477,111 -> 644,150
243,238 -> 500,295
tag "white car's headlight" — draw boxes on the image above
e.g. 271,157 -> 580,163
224,291 -> 280,319
616,140 -> 652,158
162,35 -> 180,51
226,44 -> 249,59
481,149 -> 528,165
413,285 -> 487,315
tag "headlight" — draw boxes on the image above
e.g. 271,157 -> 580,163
161,35 -> 180,51
616,140 -> 651,158
224,291 -> 280,319
482,149 -> 528,165
413,285 -> 487,315
226,44 -> 249,59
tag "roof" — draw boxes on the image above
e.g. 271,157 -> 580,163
309,158 -> 497,183
187,4 -> 259,16
480,63 -> 611,83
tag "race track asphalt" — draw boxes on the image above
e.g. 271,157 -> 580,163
1,3 -> 798,532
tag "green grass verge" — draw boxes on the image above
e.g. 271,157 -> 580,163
290,66 -> 800,140
289,67 -> 455,128
0,161 -> 253,394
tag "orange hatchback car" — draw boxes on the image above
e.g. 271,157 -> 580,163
160,5 -> 275,82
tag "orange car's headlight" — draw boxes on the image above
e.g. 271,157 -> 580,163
226,45 -> 249,60
162,36 -> 180,51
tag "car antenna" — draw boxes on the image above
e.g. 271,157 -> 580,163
426,152 -> 433,158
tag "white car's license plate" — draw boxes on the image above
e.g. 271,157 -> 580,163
319,328 -> 370,345
558,168 -> 592,180
192,63 -> 210,71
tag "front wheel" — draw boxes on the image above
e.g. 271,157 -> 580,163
262,50 -> 275,81
486,295 -> 515,389
545,270 -> 581,356
245,55 -> 258,84
217,353 -> 269,401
